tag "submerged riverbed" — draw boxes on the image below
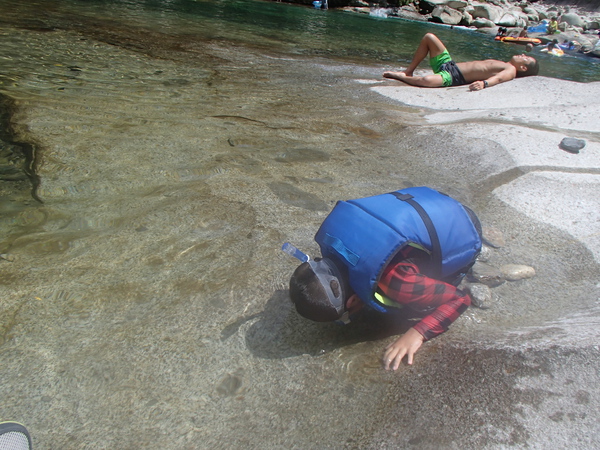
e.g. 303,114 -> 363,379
0,0 -> 599,448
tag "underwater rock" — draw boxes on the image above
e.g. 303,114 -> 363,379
0,253 -> 15,262
268,181 -> 329,211
482,226 -> 505,248
465,283 -> 492,309
477,245 -> 493,263
501,264 -> 536,281
469,261 -> 505,287
274,148 -> 330,163
216,373 -> 243,396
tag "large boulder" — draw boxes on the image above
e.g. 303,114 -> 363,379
497,11 -> 527,27
523,9 -> 540,22
561,13 -> 586,28
460,10 -> 473,26
447,0 -> 468,9
472,17 -> 495,28
431,5 -> 463,24
577,36 -> 595,53
419,0 -> 449,15
591,40 -> 600,57
586,20 -> 600,30
469,4 -> 503,23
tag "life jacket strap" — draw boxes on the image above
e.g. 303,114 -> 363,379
390,192 -> 442,279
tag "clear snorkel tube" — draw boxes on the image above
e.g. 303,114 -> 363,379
281,242 -> 310,263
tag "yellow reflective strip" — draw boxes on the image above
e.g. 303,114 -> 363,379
374,291 -> 402,308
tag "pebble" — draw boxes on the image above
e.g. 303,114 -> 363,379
501,264 -> 536,281
469,261 -> 505,287
477,245 -> 493,263
465,283 -> 493,309
0,253 -> 15,262
482,226 -> 505,248
559,137 -> 586,154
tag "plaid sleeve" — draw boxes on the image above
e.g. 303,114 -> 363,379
377,260 -> 471,341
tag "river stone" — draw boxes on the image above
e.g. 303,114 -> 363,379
501,264 -> 536,281
477,245 -> 493,263
559,137 -> 586,154
482,226 -> 505,248
469,261 -> 505,287
465,283 -> 492,309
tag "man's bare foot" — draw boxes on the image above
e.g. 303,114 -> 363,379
383,71 -> 412,81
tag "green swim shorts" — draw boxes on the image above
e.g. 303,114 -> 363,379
429,49 -> 453,87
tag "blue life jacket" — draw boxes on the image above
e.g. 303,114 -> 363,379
314,187 -> 482,313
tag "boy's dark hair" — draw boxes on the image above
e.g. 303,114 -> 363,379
517,58 -> 539,77
289,261 -> 343,322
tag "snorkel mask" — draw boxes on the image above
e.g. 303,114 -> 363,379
283,243 -> 351,324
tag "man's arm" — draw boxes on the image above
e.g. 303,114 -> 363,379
378,261 -> 471,370
469,66 -> 517,91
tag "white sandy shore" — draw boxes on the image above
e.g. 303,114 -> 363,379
371,75 -> 600,260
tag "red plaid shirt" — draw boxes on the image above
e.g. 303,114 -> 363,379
377,246 -> 471,341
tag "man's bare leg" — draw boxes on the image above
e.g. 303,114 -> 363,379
383,33 -> 447,84
383,72 -> 445,87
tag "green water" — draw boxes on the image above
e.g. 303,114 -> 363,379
2,0 -> 599,82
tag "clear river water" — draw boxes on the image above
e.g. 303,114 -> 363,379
0,0 -> 599,448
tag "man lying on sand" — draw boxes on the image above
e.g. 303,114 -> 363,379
383,33 -> 539,91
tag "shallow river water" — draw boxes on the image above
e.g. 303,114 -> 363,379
0,0 -> 599,448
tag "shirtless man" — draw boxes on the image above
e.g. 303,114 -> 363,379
383,33 -> 539,91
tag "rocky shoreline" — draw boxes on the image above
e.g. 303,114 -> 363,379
336,1 -> 600,57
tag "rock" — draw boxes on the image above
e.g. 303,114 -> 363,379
476,245 -> 493,263
460,10 -> 473,26
469,261 -> 505,287
472,18 -> 495,28
501,264 -> 536,281
522,6 -> 538,18
0,253 -> 15,262
469,4 -> 503,23
447,0 -> 468,9
431,5 -> 463,25
579,37 -> 596,53
465,283 -> 493,309
591,40 -> 600,57
420,0 -> 447,15
482,226 -> 505,248
497,11 -> 527,28
497,12 -> 519,27
559,137 -> 586,154
587,20 -> 600,31
562,13 -> 586,28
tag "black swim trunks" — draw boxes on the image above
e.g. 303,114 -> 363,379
430,50 -> 468,87
438,61 -> 467,87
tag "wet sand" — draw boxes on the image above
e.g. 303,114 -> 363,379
0,13 -> 599,450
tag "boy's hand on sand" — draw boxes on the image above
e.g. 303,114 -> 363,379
383,327 -> 425,370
